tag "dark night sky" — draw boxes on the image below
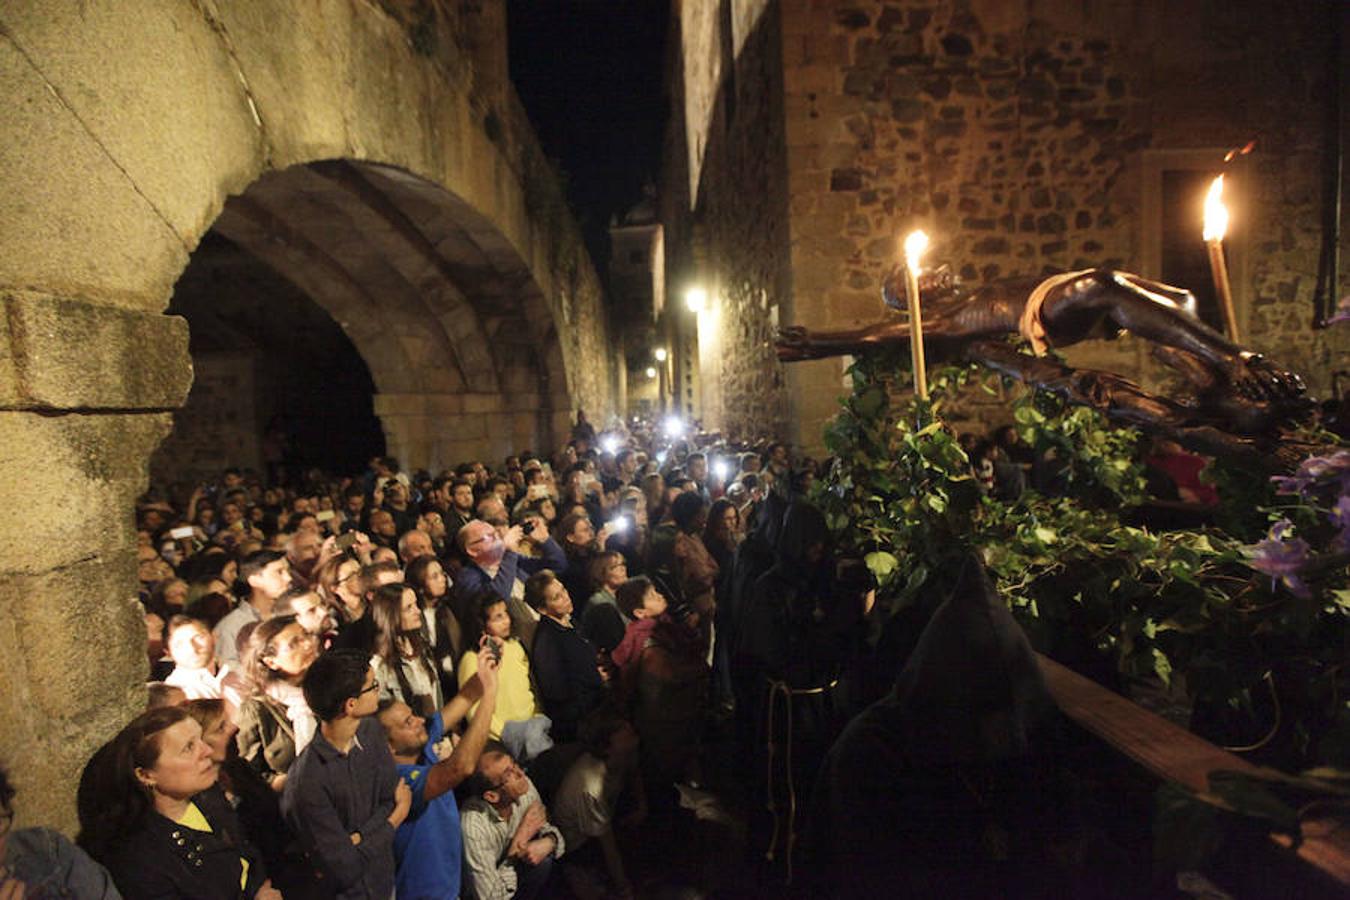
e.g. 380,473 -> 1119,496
507,0 -> 668,276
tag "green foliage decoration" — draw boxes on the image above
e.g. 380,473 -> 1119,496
815,348 -> 1350,773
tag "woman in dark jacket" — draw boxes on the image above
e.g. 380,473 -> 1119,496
77,705 -> 277,899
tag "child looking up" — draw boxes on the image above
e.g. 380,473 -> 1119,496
458,590 -> 553,762
610,576 -> 669,671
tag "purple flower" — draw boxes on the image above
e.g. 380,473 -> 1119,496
1332,496 -> 1350,531
1273,451 -> 1350,497
1243,520 -> 1312,598
1332,497 -> 1350,555
1328,294 -> 1350,326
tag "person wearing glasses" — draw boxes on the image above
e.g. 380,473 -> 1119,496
282,649 -> 413,900
460,742 -> 564,900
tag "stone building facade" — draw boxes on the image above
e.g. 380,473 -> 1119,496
0,0 -> 616,830
665,0 -> 1348,450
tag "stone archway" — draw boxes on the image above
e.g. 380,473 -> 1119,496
208,159 -> 573,469
0,0 -> 612,829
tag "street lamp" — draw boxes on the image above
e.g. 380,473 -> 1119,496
645,366 -> 657,378
654,347 -> 668,362
685,287 -> 707,313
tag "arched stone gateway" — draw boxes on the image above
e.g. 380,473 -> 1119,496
0,0 -> 612,829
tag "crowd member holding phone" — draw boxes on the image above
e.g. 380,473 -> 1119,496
453,517 -> 565,652
458,591 -> 553,762
555,512 -> 622,620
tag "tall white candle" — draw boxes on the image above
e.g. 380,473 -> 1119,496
903,230 -> 930,399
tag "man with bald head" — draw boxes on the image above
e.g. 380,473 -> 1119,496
453,518 -> 565,651
397,528 -> 435,566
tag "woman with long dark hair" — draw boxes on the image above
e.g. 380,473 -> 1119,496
369,582 -> 443,717
235,616 -> 319,794
405,554 -> 464,697
77,706 -> 278,899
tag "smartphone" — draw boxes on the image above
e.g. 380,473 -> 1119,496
335,532 -> 359,551
315,510 -> 336,522
169,526 -> 195,540
609,516 -> 630,534
527,483 -> 549,500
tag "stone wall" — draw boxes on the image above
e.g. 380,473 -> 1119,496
664,0 -> 795,443
671,0 -> 1348,452
782,0 -> 1347,443
0,0 -> 614,832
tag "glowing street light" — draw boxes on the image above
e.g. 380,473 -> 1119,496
645,366 -> 657,378
685,287 -> 707,313
654,347 -> 668,363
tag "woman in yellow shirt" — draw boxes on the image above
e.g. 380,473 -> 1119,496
458,590 -> 554,762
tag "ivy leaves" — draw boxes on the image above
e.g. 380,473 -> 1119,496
815,349 -> 1349,771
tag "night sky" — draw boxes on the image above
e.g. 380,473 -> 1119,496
507,0 -> 668,276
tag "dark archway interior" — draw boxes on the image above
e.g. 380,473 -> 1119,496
152,231 -> 384,484
150,159 -> 575,487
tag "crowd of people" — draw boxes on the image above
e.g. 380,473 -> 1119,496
0,408 -> 1230,899
0,412 -> 874,900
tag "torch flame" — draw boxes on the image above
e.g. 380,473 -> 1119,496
903,230 -> 929,274
1203,175 -> 1228,242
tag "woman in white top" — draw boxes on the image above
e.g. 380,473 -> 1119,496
369,582 -> 444,716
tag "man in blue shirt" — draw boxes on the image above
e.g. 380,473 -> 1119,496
378,638 -> 501,899
453,518 -> 565,650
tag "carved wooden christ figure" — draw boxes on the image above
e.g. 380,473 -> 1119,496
777,266 -> 1322,470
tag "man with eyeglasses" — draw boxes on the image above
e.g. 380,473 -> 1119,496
460,743 -> 564,900
283,649 -> 413,900
453,518 -> 566,652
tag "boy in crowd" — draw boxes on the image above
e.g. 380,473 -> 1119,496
282,649 -> 412,899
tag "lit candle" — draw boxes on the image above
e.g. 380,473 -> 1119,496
1203,175 -> 1240,342
902,230 -> 930,399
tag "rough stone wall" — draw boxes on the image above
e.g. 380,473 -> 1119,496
666,0 -> 794,443
0,0 -> 612,832
150,353 -> 262,483
778,0 -> 1347,445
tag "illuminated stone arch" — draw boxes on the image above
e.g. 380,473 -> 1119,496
0,0 -> 610,828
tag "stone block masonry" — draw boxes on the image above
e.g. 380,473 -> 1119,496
672,0 -> 1347,453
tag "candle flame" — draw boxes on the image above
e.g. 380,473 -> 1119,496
1202,175 -> 1228,242
903,230 -> 929,274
